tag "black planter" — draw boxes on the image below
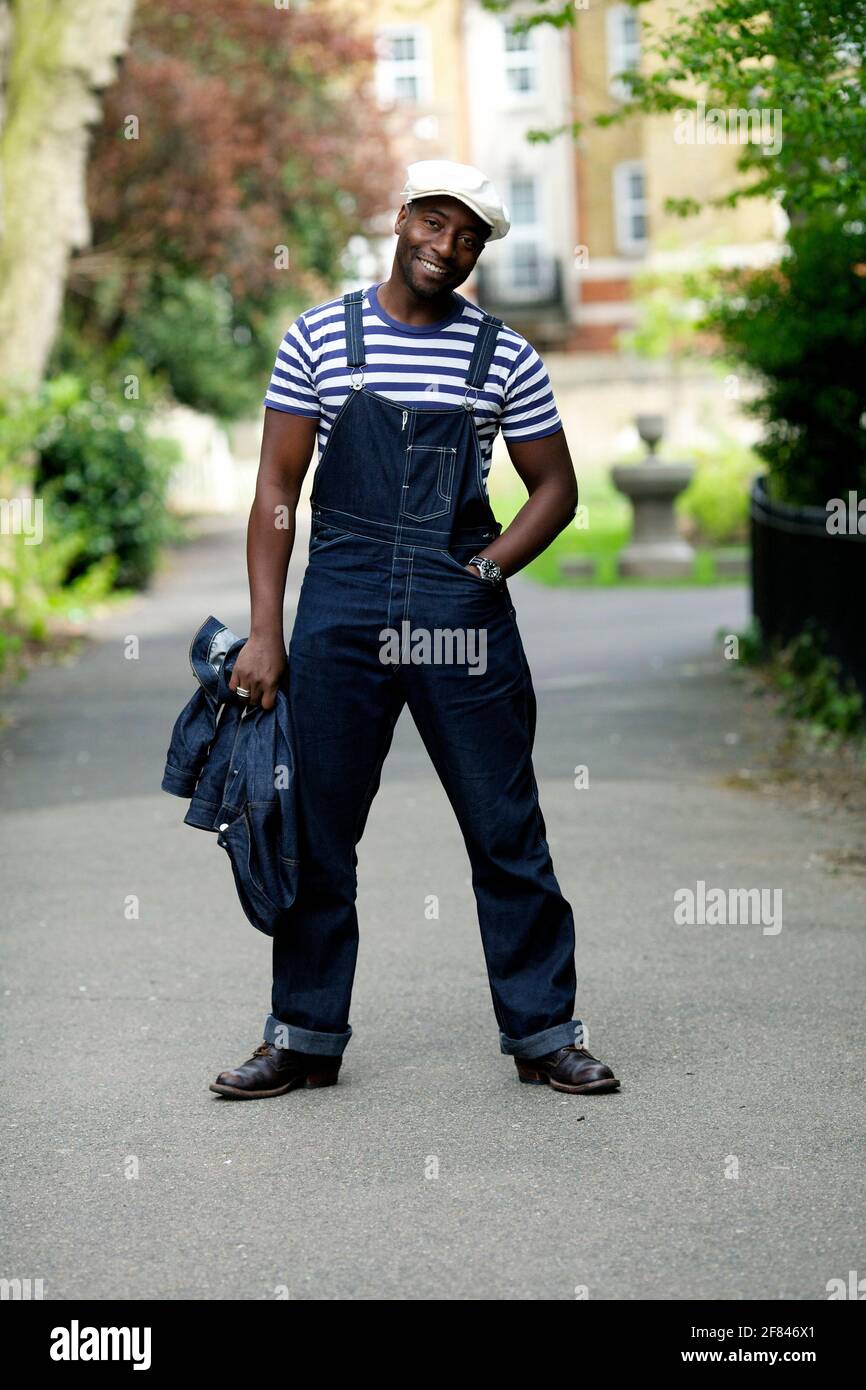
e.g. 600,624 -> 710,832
750,475 -> 866,696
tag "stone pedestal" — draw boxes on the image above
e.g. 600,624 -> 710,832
610,461 -> 696,578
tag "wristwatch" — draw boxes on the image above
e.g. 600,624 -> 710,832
468,555 -> 504,587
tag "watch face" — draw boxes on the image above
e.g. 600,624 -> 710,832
479,559 -> 501,584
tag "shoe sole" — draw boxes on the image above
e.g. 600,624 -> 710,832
209,1073 -> 339,1100
517,1070 -> 620,1094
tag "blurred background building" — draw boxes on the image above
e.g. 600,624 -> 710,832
347,0 -> 782,351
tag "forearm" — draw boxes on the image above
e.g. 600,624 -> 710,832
481,473 -> 577,578
247,480 -> 299,639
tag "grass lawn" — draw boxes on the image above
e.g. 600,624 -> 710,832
487,456 -> 747,588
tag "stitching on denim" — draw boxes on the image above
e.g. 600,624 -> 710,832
313,505 -> 496,545
506,605 -> 550,851
404,546 -> 416,626
310,389 -> 358,501
401,445 -> 451,522
308,529 -> 354,556
357,390 -> 473,417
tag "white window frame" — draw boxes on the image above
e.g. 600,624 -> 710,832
501,173 -> 555,300
613,160 -> 649,256
606,4 -> 641,103
501,19 -> 539,103
375,25 -> 430,108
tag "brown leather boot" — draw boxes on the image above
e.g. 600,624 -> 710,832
515,1044 -> 620,1094
210,1042 -> 341,1099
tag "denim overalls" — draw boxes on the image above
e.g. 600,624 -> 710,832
265,289 -> 583,1061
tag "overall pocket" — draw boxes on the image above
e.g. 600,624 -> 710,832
438,547 -> 499,589
401,445 -> 457,522
308,522 -> 353,556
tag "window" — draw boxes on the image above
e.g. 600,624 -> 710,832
613,160 -> 649,255
503,22 -> 538,97
511,242 -> 543,290
607,4 -> 641,102
375,27 -> 429,107
502,174 -> 553,297
509,176 -> 537,226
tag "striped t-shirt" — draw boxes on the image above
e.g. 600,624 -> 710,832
262,283 -> 561,487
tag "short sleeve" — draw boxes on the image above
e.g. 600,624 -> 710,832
499,340 -> 562,443
262,316 -> 320,418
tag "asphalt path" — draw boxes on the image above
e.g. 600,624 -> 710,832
1,514 -> 863,1300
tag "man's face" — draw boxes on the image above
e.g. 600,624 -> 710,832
394,195 -> 489,299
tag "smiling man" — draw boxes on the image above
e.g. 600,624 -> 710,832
211,160 -> 620,1100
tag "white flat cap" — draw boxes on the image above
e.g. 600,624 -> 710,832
401,159 -> 511,242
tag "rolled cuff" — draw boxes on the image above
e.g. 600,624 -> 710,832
264,1014 -> 352,1057
500,1018 -> 583,1059
161,763 -> 198,797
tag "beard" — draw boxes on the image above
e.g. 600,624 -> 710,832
396,242 -> 463,300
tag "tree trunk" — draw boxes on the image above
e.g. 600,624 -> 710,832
0,0 -> 136,397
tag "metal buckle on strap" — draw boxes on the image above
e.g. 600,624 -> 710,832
463,387 -> 478,409
350,368 -> 364,391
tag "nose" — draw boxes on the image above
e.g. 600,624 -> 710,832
429,228 -> 457,262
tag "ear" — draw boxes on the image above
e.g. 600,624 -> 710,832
395,201 -> 412,235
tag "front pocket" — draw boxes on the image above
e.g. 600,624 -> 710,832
308,524 -> 353,557
438,549 -> 497,589
401,446 -> 456,522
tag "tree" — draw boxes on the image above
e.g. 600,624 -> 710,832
485,0 -> 866,503
0,0 -> 137,395
65,0 -> 399,355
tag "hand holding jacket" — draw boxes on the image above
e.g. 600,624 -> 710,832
161,616 -> 300,936
229,631 -> 287,710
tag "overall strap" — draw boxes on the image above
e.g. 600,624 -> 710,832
464,311 -> 503,391
343,289 -> 366,369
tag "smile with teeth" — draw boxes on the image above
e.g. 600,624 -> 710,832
418,257 -> 448,277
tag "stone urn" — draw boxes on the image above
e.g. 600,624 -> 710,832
610,415 -> 696,578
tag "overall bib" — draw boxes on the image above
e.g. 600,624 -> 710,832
266,289 -> 582,1061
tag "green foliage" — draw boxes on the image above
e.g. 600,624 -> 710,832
776,624 -> 864,736
486,1 -> 866,511
598,0 -> 865,224
0,529 -> 119,644
722,617 -> 765,666
677,437 -> 763,545
484,0 -> 866,223
728,618 -> 864,736
705,215 -> 866,504
32,374 -> 181,589
69,0 -> 401,412
618,267 -> 707,361
121,273 -> 275,421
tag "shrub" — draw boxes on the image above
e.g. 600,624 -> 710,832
119,273 -> 275,421
727,618 -> 864,738
677,438 -> 764,546
706,215 -> 866,507
33,374 -> 181,589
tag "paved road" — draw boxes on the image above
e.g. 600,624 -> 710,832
1,514 -> 863,1301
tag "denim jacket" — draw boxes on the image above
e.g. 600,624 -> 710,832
161,615 -> 299,936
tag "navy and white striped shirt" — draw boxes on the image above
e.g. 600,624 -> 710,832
263,283 -> 561,487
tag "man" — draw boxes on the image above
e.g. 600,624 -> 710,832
211,161 -> 619,1100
